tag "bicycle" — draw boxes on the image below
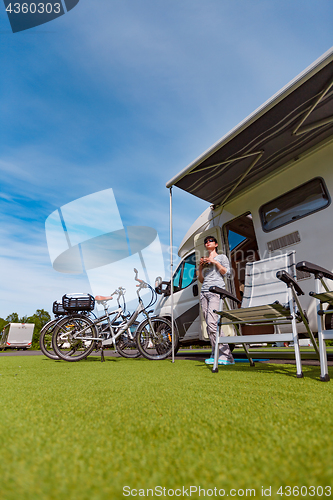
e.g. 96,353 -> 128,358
39,301 -> 69,360
41,290 -> 137,360
51,286 -> 140,361
51,269 -> 178,361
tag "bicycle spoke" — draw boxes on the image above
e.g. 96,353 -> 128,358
136,318 -> 177,360
116,325 -> 140,358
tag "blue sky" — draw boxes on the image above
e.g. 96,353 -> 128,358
0,0 -> 332,317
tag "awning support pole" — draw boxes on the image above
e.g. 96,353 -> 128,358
169,186 -> 175,363
294,116 -> 333,135
219,150 -> 264,207
293,76 -> 333,135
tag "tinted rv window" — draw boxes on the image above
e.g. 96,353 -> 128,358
173,253 -> 196,292
260,178 -> 330,232
181,253 -> 196,288
228,230 -> 247,251
173,263 -> 182,290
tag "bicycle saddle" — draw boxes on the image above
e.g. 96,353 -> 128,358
95,295 -> 114,303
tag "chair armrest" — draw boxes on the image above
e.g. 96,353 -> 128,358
276,270 -> 304,296
296,261 -> 333,281
209,286 -> 242,304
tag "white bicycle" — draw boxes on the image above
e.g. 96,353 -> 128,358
51,270 -> 178,361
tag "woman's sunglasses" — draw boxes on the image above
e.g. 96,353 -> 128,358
204,238 -> 216,243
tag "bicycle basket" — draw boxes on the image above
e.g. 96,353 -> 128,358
52,301 -> 67,316
62,294 -> 95,312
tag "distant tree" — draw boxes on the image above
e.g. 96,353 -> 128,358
0,317 -> 7,332
6,312 -> 20,323
26,309 -> 51,349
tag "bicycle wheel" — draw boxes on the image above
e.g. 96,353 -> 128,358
39,319 -> 60,360
136,317 -> 178,360
116,323 -> 140,358
52,315 -> 98,361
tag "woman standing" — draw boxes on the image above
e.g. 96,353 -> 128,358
197,236 -> 235,365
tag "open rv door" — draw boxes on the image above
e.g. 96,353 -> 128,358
194,226 -> 235,340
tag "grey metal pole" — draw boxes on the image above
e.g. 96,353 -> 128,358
169,186 -> 175,363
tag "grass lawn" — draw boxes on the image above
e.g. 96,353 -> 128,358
0,355 -> 332,500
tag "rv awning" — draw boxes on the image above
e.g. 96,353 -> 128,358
167,47 -> 333,206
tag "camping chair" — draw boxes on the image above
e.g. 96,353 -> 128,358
296,261 -> 333,382
209,251 -> 319,377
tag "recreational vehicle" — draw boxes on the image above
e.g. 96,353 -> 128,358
155,47 -> 333,347
0,323 -> 35,350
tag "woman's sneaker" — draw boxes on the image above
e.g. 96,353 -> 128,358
205,358 -> 214,365
218,359 -> 235,365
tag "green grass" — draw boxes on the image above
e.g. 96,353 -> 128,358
0,355 -> 332,500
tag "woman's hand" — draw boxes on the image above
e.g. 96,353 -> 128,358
206,254 -> 216,265
197,257 -> 206,283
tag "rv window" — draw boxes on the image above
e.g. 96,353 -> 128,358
181,253 -> 196,289
173,263 -> 182,290
228,230 -> 247,251
260,178 -> 330,232
172,253 -> 196,292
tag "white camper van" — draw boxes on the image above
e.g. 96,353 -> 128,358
0,323 -> 35,350
155,47 -> 333,347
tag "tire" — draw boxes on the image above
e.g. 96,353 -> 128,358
39,319 -> 60,360
116,324 -> 141,358
52,315 -> 98,361
136,317 -> 178,360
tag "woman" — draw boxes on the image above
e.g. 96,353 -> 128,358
197,236 -> 235,365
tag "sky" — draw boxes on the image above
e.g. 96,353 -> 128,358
0,0 -> 332,318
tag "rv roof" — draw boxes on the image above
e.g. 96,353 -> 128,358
167,47 -> 333,206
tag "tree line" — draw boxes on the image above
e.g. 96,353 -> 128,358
0,309 -> 51,349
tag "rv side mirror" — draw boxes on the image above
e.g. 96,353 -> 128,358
155,277 -> 171,296
155,277 -> 163,294
155,279 -> 171,296
163,281 -> 172,296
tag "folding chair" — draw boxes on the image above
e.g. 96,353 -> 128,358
296,261 -> 333,382
210,251 -> 319,378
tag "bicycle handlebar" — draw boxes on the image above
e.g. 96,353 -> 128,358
133,268 -> 143,283
133,269 -> 159,316
111,287 -> 126,297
